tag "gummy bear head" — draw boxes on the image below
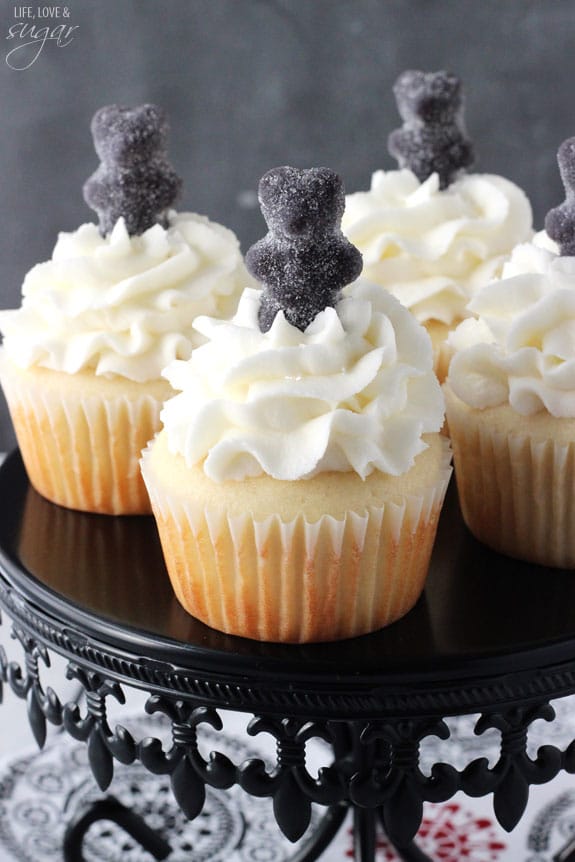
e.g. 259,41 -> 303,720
90,104 -> 167,167
258,166 -> 345,239
393,69 -> 462,125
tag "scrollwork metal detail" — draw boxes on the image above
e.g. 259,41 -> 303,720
138,703 -> 349,843
239,717 -> 346,842
3,627 -> 63,748
138,697 -> 236,822
461,703 -> 562,832
350,718 -> 459,847
63,664 -> 136,792
563,732 -> 575,774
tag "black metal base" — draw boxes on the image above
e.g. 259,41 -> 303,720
63,796 -> 352,862
289,805 -> 348,862
63,796 -> 172,862
61,795 -> 433,862
62,799 -> 350,862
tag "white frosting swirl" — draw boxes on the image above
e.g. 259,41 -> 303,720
160,282 -> 445,482
342,169 -> 533,325
448,242 -> 575,417
0,212 -> 249,383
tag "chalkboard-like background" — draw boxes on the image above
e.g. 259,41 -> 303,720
1,0 -> 574,449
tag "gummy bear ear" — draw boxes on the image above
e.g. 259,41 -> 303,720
258,165 -> 344,236
544,136 -> 575,256
123,105 -> 166,153
418,78 -> 462,124
90,105 -> 121,159
392,69 -> 426,122
556,137 -> 575,197
90,104 -> 167,165
258,165 -> 293,211
309,166 -> 345,220
393,70 -> 462,122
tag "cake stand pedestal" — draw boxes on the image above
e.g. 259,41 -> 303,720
1,450 -> 575,862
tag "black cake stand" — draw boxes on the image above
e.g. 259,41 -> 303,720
1,449 -> 575,862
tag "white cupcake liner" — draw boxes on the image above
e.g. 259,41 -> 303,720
0,358 -> 165,514
141,438 -> 452,642
451,419 -> 575,567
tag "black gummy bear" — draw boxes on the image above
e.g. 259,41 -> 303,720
388,69 -> 474,190
545,137 -> 575,256
83,104 -> 182,237
245,166 -> 363,333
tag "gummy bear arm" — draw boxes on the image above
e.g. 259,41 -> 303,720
447,138 -> 474,167
82,167 -> 109,209
387,128 -> 406,161
345,240 -> 363,277
545,204 -> 575,247
245,236 -> 275,283
145,165 -> 182,209
331,241 -> 363,290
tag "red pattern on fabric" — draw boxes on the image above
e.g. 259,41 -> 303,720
346,802 -> 507,861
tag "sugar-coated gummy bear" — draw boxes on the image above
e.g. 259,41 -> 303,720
245,166 -> 363,333
545,137 -> 575,256
388,69 -> 474,190
83,104 -> 182,237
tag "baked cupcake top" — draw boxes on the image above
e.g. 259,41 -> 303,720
0,104 -> 248,383
342,70 -> 533,327
160,166 -> 445,482
448,136 -> 575,418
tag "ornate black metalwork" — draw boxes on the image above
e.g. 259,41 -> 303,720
136,702 -> 348,844
350,719 -> 459,847
461,703 -> 563,832
63,795 -> 172,862
138,697 -> 236,821
63,664 -> 137,791
239,717 -> 347,841
563,733 -> 575,775
3,627 -> 62,748
0,610 -> 6,707
4,620 -> 575,860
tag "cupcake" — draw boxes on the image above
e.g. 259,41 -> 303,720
444,136 -> 575,568
0,104 -> 249,514
141,166 -> 451,643
342,70 -> 533,381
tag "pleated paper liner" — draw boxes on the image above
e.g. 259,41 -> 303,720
141,433 -> 452,643
0,353 -> 172,515
445,384 -> 575,568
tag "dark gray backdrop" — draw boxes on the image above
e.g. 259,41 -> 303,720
1,0 -> 574,450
